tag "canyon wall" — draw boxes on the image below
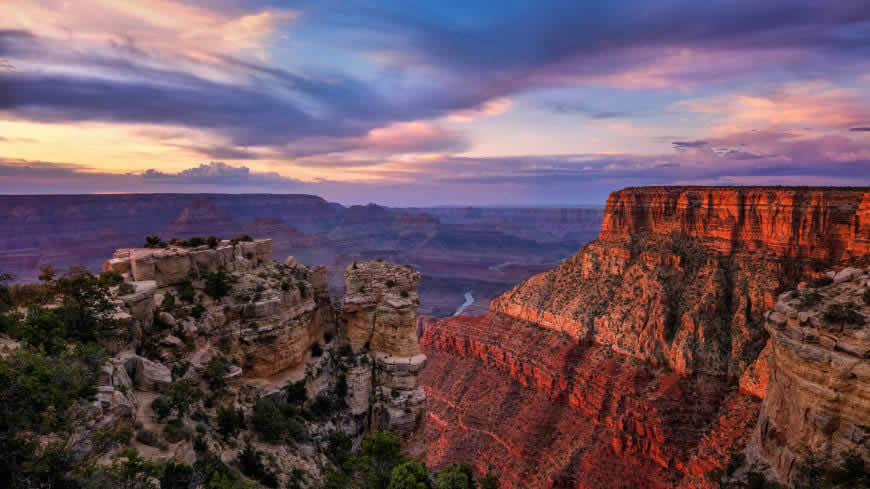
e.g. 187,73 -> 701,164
423,186 -> 870,489
748,266 -> 870,484
492,186 -> 870,377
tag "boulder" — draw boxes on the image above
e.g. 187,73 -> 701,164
120,354 -> 172,393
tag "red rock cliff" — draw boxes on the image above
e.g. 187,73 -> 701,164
422,186 -> 869,489
492,186 -> 870,377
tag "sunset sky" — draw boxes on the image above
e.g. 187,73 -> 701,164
2,0 -> 870,205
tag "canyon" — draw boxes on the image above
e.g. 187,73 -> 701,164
0,194 -> 603,318
421,186 -> 870,488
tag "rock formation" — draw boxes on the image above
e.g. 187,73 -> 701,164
493,186 -> 870,377
86,244 -> 429,484
747,266 -> 870,484
422,186 -> 870,489
338,261 -> 428,457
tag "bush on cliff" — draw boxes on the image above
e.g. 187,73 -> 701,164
144,235 -> 167,248
204,268 -> 232,299
252,397 -> 306,443
823,304 -> 864,325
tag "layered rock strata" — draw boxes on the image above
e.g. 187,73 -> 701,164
423,186 -> 870,488
748,266 -> 870,483
493,186 -> 870,377
340,261 -> 427,456
422,314 -> 760,489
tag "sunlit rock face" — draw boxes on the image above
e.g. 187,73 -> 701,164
423,186 -> 870,489
748,267 -> 870,484
493,186 -> 870,378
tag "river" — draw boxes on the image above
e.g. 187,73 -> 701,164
452,291 -> 474,316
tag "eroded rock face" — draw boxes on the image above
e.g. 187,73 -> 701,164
748,268 -> 870,483
106,239 -> 273,287
493,187 -> 870,377
422,314 -> 760,489
342,261 -> 422,356
424,186 -> 870,488
340,261 -> 427,456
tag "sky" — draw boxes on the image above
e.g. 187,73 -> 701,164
1,0 -> 870,206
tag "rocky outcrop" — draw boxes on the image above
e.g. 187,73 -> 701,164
342,261 -> 422,356
340,261 -> 427,456
424,186 -> 870,488
747,266 -> 870,483
105,239 -> 273,286
493,186 -> 870,377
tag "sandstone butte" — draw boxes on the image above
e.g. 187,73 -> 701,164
421,186 -> 870,489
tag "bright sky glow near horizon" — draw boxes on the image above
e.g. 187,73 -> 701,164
1,1 -> 870,205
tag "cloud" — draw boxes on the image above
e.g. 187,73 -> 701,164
672,140 -> 709,148
142,162 -> 300,186
850,127 -> 870,132
0,159 -> 301,193
544,101 -> 631,119
168,144 -> 260,160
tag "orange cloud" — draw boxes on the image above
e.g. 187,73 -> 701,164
447,97 -> 512,123
4,0 -> 297,62
675,82 -> 870,133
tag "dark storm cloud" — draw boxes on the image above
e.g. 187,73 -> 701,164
850,127 -> 870,132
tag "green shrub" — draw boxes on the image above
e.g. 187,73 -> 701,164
162,292 -> 176,310
216,406 -> 245,441
207,236 -> 220,249
236,235 -> 253,242
0,346 -> 103,433
98,270 -> 124,287
151,397 -> 172,420
117,281 -> 136,296
163,420 -> 190,443
863,289 -> 870,305
808,276 -> 834,288
204,268 -> 231,299
251,397 -> 306,443
311,342 -> 323,357
144,235 -> 167,248
136,429 -> 160,447
177,280 -> 195,303
284,380 -> 307,405
401,290 -> 409,298
161,462 -> 195,489
325,431 -> 352,464
339,344 -> 354,357
389,461 -> 429,489
190,303 -> 206,319
203,355 -> 231,391
386,279 -> 396,288
823,304 -> 864,324
435,463 -> 474,489
237,444 -> 278,488
336,375 -> 348,398
798,291 -> 823,310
